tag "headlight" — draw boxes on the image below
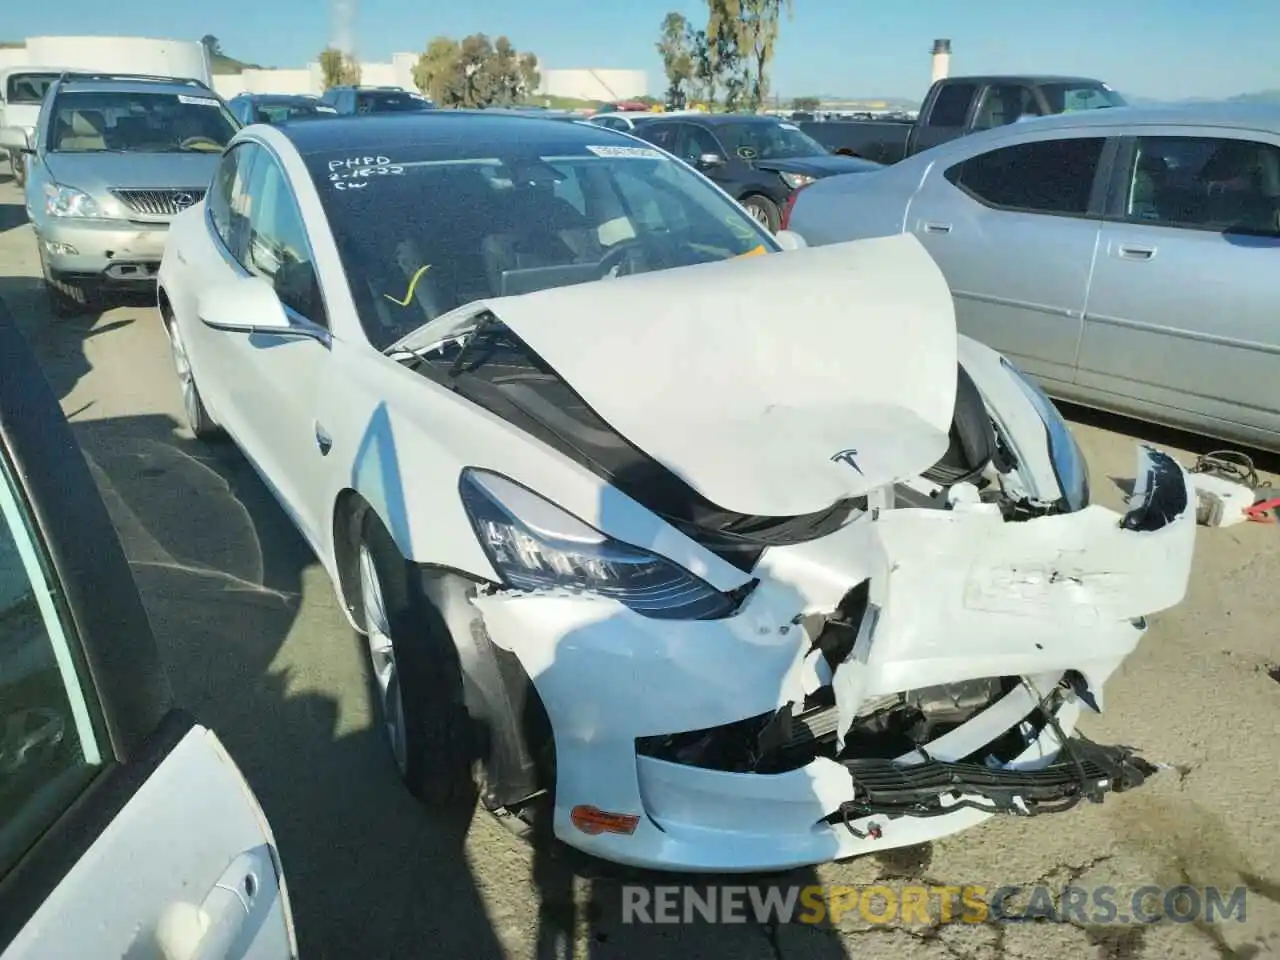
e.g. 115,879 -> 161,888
780,171 -> 816,189
1000,358 -> 1090,511
459,469 -> 739,620
44,184 -> 103,219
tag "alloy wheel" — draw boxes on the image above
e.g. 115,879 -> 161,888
358,544 -> 408,774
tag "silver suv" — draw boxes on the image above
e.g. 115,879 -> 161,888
0,74 -> 239,316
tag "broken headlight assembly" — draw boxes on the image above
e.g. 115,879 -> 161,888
459,468 -> 742,620
1000,357 -> 1090,511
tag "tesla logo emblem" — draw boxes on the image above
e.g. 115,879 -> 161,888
830,449 -> 863,474
172,193 -> 195,209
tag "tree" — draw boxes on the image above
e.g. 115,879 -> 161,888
319,47 -> 361,88
656,12 -> 695,108
705,0 -> 793,111
792,95 -> 820,112
200,34 -> 222,57
412,34 -> 540,108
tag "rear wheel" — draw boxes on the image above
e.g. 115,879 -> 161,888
741,194 -> 781,233
355,511 -> 479,809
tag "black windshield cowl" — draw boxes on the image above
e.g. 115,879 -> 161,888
403,322 -> 863,573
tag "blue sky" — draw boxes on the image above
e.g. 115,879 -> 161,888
8,0 -> 1277,101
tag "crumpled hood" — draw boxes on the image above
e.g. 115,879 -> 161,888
755,154 -> 883,177
463,234 -> 958,518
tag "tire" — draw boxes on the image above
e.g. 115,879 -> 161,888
922,362 -> 996,487
355,511 -> 479,809
164,317 -> 222,440
38,246 -> 98,319
741,193 -> 781,233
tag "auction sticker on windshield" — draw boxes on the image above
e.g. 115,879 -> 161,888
585,145 -> 664,159
178,95 -> 220,107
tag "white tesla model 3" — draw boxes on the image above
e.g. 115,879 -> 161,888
156,112 -> 1196,872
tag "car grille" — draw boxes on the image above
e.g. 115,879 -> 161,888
110,188 -> 206,217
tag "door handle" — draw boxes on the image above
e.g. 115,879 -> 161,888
315,422 -> 332,456
155,848 -> 273,960
921,221 -> 952,234
1117,244 -> 1155,261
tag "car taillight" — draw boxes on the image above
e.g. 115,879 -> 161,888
780,183 -> 809,231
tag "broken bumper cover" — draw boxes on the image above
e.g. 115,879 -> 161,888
473,446 -> 1194,872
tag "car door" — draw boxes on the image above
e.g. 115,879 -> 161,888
0,309 -> 295,960
1078,130 -> 1280,444
911,81 -> 978,154
904,132 -> 1114,387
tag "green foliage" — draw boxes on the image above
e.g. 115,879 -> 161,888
318,47 -> 361,88
657,12 -> 695,106
412,34 -> 540,108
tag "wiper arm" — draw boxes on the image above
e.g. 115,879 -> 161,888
448,313 -> 500,378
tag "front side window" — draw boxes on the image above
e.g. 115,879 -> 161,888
929,84 -> 976,127
946,137 -> 1107,216
307,138 -> 775,350
5,72 -> 59,105
47,90 -> 238,154
713,121 -> 827,160
971,85 -> 1039,130
207,142 -> 259,261
243,154 -> 327,325
1123,136 -> 1280,237
0,450 -> 103,877
673,125 -> 723,164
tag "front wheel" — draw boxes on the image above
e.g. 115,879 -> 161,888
356,511 -> 479,809
165,318 -> 221,440
741,193 -> 781,233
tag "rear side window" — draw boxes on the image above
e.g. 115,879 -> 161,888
945,137 -> 1107,216
928,84 -> 976,127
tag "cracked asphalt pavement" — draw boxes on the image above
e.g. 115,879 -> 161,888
2,170 -> 1278,959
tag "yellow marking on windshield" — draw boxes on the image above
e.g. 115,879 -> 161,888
384,264 -> 432,306
736,244 -> 768,259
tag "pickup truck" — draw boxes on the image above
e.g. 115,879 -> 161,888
799,75 -> 1125,164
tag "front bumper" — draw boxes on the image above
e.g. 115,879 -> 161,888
37,218 -> 169,285
473,446 -> 1194,872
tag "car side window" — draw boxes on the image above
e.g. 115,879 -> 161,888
243,151 -> 328,326
1122,135 -> 1280,237
928,84 -> 976,127
945,137 -> 1107,216
0,450 -> 104,877
643,123 -> 678,152
208,142 -> 258,261
676,125 -> 722,164
971,85 -> 1039,130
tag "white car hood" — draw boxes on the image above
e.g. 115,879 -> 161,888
407,234 -> 958,518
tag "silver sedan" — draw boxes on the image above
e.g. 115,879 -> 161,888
786,104 -> 1280,453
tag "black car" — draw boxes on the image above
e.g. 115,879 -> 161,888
320,86 -> 436,115
227,93 -> 338,126
632,114 -> 881,231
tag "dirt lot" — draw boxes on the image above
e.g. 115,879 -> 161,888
1,170 -> 1277,960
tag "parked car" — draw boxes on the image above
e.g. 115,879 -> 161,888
320,86 -> 435,115
633,113 -> 881,230
228,93 -> 338,126
0,301 -> 296,959
786,102 -> 1280,453
154,111 -> 1195,872
799,75 -> 1124,164
0,69 -> 63,188
0,73 -> 238,317
586,110 -> 680,132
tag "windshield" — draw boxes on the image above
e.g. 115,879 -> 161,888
307,138 -> 775,350
48,90 -> 238,154
4,72 -> 59,105
357,91 -> 435,113
714,120 -> 829,160
1040,83 -> 1126,113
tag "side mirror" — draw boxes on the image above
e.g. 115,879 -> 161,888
774,230 -> 808,251
196,273 -> 293,334
0,126 -> 32,152
697,152 -> 726,169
